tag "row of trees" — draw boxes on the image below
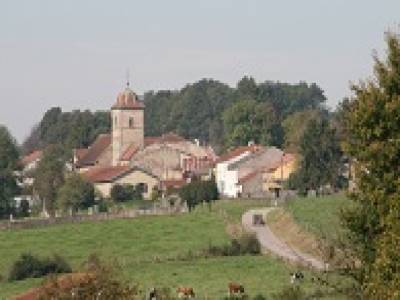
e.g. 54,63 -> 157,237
22,78 -> 327,156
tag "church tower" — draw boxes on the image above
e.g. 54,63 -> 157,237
111,82 -> 145,166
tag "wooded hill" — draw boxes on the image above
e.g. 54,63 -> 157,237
22,76 -> 328,155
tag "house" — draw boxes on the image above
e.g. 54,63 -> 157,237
82,165 -> 160,198
74,82 -> 217,198
216,145 -> 297,199
215,145 -> 262,197
262,153 -> 297,198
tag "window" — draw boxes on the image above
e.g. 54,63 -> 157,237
129,117 -> 134,128
114,116 -> 118,126
138,183 -> 148,193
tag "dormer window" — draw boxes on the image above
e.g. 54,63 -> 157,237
129,117 -> 134,128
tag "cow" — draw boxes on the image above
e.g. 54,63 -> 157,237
290,271 -> 304,284
149,287 -> 157,300
228,282 -> 245,295
176,287 -> 195,298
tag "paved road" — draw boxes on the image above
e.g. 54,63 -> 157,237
242,207 -> 325,270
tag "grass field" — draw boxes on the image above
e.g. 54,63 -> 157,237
0,199 -> 296,299
285,193 -> 351,241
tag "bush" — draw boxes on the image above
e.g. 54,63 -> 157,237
39,254 -> 139,299
8,253 -> 71,281
206,233 -> 261,256
98,200 -> 109,212
110,184 -> 143,202
17,199 -> 30,218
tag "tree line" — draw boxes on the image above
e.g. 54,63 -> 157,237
21,77 -> 327,156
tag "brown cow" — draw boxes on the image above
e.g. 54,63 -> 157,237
176,287 -> 195,298
228,282 -> 245,295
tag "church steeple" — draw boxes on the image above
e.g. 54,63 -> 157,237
111,80 -> 145,166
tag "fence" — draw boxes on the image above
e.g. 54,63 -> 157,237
0,206 -> 186,231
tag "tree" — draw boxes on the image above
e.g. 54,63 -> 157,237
282,109 -> 322,153
222,99 -> 281,147
33,145 -> 65,216
342,32 -> 400,298
178,179 -> 219,212
0,125 -> 20,219
289,118 -> 343,195
57,172 -> 95,213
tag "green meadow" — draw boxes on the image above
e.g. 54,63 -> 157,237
0,199 -> 340,299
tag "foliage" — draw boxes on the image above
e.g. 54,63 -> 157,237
22,108 -> 111,155
144,78 -> 326,152
282,109 -> 322,153
8,253 -> 71,281
178,179 -> 219,211
223,99 -> 281,148
56,172 -> 95,213
288,118 -> 343,195
33,145 -> 65,215
342,31 -> 400,298
150,186 -> 162,202
0,125 -> 20,219
16,199 -> 30,218
39,254 -> 139,299
206,233 -> 261,256
110,184 -> 143,202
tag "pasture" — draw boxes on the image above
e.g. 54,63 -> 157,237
0,199 -> 289,298
0,198 -> 340,298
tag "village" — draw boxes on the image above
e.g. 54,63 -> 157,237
15,82 -> 300,220
1,1 -> 399,299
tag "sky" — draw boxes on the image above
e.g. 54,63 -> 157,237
1,0 -> 399,143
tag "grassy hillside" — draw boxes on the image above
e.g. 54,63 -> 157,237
286,193 -> 351,240
0,199 -> 295,299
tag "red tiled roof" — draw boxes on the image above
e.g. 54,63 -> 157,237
77,134 -> 111,166
82,166 -> 130,183
238,170 -> 260,184
21,150 -> 42,166
120,143 -> 139,161
111,87 -> 145,110
216,145 -> 262,164
144,132 -> 186,146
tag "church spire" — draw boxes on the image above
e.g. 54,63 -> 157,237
126,69 -> 130,88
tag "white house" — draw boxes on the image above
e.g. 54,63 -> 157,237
215,145 -> 260,198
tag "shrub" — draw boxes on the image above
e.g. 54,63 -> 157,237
39,254 -> 139,299
98,199 -> 108,212
110,184 -> 143,202
205,233 -> 261,256
8,253 -> 71,281
17,199 -> 30,218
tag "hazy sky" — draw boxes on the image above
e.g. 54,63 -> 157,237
1,0 -> 399,142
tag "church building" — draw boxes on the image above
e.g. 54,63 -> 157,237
74,83 -> 216,198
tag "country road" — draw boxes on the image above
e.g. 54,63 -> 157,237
242,207 -> 325,270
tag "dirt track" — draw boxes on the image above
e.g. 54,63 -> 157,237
242,207 -> 325,270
